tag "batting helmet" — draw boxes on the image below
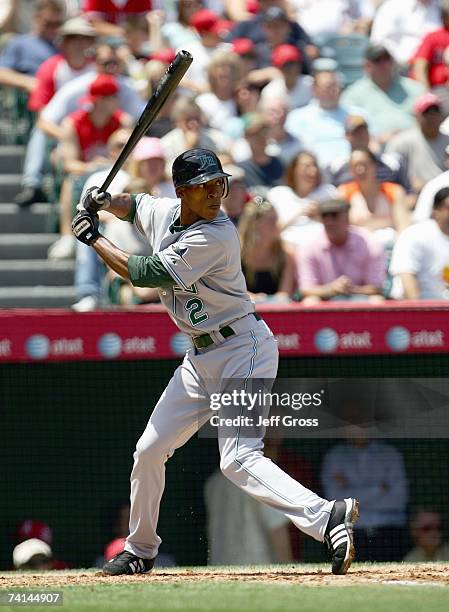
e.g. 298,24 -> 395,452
172,148 -> 231,190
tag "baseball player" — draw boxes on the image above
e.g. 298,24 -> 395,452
72,148 -> 359,576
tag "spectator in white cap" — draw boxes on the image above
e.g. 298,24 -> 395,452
13,538 -> 52,570
15,16 -> 97,208
386,92 -> 449,192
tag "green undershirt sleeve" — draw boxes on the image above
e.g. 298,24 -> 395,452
128,253 -> 176,288
120,194 -> 137,223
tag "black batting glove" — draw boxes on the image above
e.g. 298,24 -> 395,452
77,186 -> 112,215
72,211 -> 100,245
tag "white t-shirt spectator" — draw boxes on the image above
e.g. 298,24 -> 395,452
291,0 -> 362,40
260,75 -> 313,111
390,218 -> 449,299
267,183 -> 338,246
370,0 -> 442,65
413,170 -> 449,222
195,92 -> 237,131
40,72 -> 145,124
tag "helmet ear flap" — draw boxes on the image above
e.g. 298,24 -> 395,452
222,177 -> 229,198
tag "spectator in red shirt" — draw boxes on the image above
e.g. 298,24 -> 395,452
28,16 -> 97,113
48,74 -> 132,259
413,0 -> 449,89
82,0 -> 152,37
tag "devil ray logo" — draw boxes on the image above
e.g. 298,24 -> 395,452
197,154 -> 216,171
167,244 -> 191,269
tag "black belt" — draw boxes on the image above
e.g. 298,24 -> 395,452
192,313 -> 262,349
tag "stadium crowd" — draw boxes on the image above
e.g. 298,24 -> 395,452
1,0 -> 449,310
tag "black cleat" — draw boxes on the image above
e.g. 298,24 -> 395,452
15,187 -> 48,207
324,498 -> 359,575
103,551 -> 155,576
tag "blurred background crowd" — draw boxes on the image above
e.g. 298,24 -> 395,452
1,0 -> 449,310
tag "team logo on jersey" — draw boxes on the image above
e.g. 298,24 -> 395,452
167,244 -> 191,269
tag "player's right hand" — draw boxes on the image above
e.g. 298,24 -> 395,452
77,186 -> 112,214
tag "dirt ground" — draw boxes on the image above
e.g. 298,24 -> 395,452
1,564 -> 449,588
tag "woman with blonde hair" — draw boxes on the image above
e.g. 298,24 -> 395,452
267,150 -> 338,247
196,51 -> 243,130
239,199 -> 297,302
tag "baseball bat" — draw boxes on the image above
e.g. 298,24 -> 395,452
99,50 -> 193,193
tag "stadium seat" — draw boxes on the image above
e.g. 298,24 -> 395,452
319,34 -> 369,87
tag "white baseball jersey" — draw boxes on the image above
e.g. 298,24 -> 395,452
119,193 -> 336,564
133,193 -> 254,336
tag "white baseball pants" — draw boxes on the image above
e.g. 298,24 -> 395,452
125,316 -> 334,559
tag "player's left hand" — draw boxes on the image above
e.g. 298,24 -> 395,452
72,210 -> 100,245
77,186 -> 112,214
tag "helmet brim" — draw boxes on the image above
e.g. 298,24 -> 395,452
179,171 -> 232,187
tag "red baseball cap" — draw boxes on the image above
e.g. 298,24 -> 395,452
247,0 -> 259,14
16,520 -> 53,546
189,9 -> 220,33
272,44 -> 302,67
214,19 -> 234,37
414,93 -> 442,115
232,38 -> 255,56
80,74 -> 119,105
151,48 -> 177,64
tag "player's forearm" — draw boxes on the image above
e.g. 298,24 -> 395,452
91,235 -> 131,281
108,193 -> 135,220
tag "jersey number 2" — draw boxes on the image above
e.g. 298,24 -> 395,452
185,298 -> 209,326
